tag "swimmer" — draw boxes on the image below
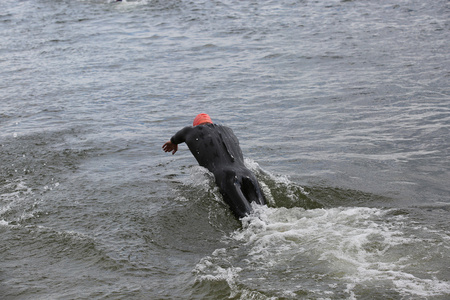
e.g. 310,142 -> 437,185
162,113 -> 266,218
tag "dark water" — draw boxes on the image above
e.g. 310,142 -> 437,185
1,0 -> 449,299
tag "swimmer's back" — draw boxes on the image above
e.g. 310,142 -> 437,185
171,123 -> 245,172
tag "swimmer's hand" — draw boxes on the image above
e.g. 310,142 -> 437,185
162,141 -> 178,155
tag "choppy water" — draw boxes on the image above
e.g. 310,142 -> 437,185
1,0 -> 449,299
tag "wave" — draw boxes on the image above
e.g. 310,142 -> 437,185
185,163 -> 450,299
193,204 -> 450,299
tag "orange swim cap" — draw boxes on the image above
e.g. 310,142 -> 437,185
193,113 -> 213,126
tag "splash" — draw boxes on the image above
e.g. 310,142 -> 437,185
0,178 -> 60,227
0,179 -> 34,226
194,205 -> 450,299
185,162 -> 449,298
244,158 -> 322,209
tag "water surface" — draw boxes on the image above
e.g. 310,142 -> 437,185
1,0 -> 449,299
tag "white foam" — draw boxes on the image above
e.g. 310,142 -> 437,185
193,249 -> 242,297
0,180 -> 47,227
1,180 -> 32,215
0,219 -> 10,227
187,160 -> 449,297
195,205 -> 450,298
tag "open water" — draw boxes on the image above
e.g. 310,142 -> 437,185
1,0 -> 449,299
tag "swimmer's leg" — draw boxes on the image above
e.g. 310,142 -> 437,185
214,172 -> 250,219
223,178 -> 252,219
218,172 -> 265,219
241,175 -> 266,206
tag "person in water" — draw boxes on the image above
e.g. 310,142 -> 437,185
162,113 -> 266,218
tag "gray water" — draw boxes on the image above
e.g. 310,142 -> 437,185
1,0 -> 449,299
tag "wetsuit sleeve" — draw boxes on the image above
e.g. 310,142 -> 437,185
170,126 -> 191,145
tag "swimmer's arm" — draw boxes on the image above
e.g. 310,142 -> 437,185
162,126 -> 191,155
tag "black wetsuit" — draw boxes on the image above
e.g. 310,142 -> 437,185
170,123 -> 266,218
